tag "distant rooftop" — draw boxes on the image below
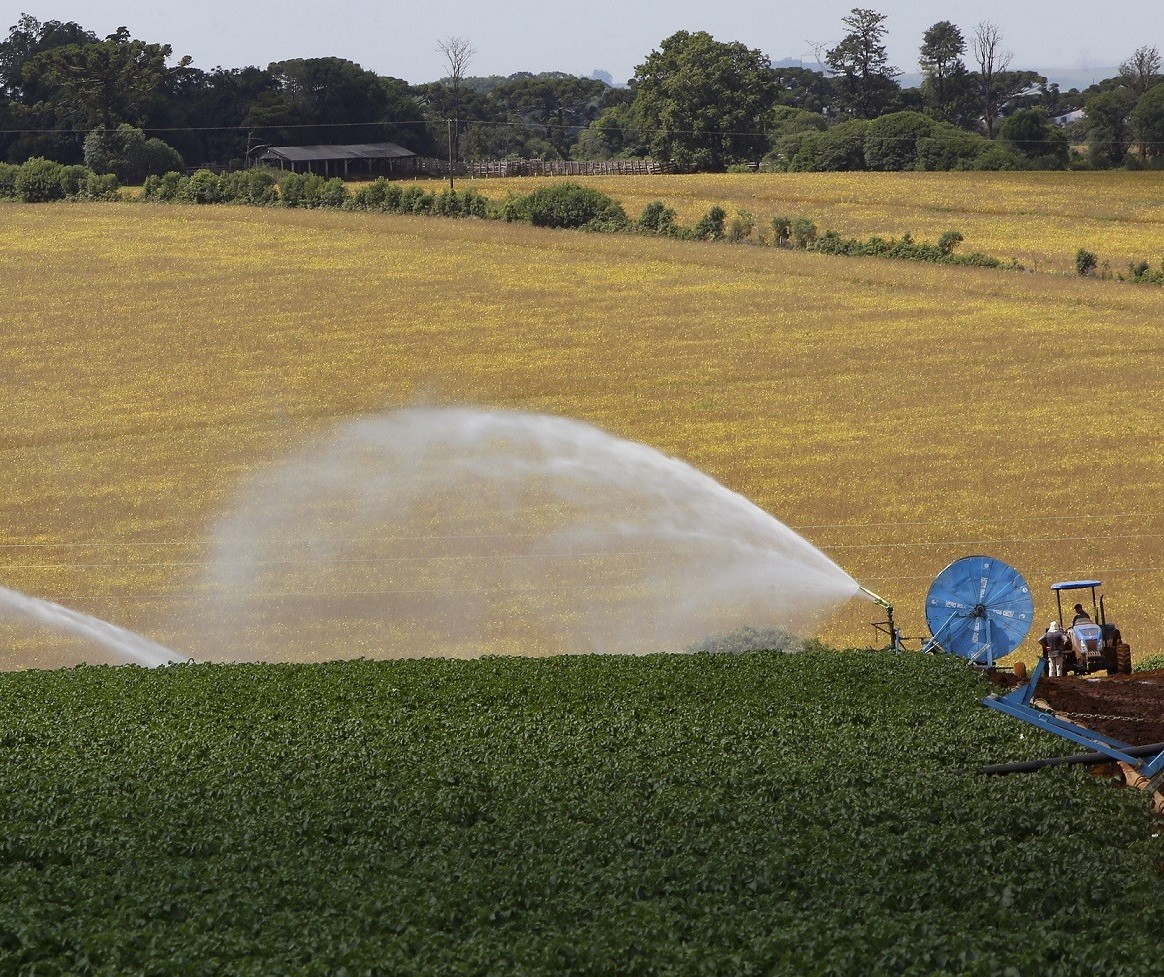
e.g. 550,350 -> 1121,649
259,142 -> 416,163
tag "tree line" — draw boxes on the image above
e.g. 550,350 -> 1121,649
1,9 -> 1162,179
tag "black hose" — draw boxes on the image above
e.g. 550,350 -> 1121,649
975,741 -> 1164,776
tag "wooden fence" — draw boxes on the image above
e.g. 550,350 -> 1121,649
415,158 -> 681,178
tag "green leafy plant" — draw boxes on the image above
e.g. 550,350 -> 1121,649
694,205 -> 727,240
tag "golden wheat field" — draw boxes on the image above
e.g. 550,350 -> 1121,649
469,171 -> 1164,276
1,177 -> 1163,668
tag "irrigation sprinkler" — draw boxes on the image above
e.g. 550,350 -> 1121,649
858,585 -> 905,652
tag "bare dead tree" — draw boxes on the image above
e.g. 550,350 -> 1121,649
437,36 -> 476,182
970,21 -> 1012,137
1120,44 -> 1162,95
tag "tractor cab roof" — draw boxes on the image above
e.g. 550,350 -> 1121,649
1051,580 -> 1102,591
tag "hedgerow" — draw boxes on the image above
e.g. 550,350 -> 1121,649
806,226 -> 1005,268
0,157 -> 121,202
0,652 -> 1159,975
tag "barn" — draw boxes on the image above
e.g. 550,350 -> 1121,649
256,142 -> 418,178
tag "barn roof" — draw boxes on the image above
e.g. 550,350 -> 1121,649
260,142 -> 416,162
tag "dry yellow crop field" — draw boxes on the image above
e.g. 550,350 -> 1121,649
1,199 -> 1162,668
465,171 -> 1164,276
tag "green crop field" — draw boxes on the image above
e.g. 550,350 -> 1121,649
1,652 -> 1161,976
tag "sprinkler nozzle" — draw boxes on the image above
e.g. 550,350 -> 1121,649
858,585 -> 893,612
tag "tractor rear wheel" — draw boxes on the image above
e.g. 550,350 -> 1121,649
1116,643 -> 1133,675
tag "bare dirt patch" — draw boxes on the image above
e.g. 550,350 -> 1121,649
1034,670 -> 1164,747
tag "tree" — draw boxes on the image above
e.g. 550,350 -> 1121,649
825,8 -> 901,119
0,14 -> 96,101
632,31 -> 779,169
918,21 -> 966,121
789,119 -> 871,171
863,110 -> 934,170
489,75 -> 615,157
999,107 -> 1068,167
970,21 -> 1011,137
26,27 -> 189,132
1120,45 -> 1162,96
574,103 -> 645,159
437,36 -> 475,166
1131,82 -> 1164,162
83,123 -> 184,182
1085,87 -> 1136,165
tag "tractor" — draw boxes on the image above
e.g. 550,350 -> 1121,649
1050,580 -> 1133,675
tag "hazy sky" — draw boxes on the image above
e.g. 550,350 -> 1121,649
9,1 -> 1158,83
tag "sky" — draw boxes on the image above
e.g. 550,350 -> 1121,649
7,1 -> 1159,85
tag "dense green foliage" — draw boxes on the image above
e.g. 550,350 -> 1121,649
631,31 -> 779,169
6,14 -> 1160,174
82,124 -> 185,184
0,652 -> 1160,976
503,182 -> 628,230
0,155 -> 119,201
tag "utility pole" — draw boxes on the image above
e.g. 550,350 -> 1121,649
448,118 -> 454,190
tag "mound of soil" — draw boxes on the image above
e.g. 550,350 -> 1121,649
1033,670 -> 1164,747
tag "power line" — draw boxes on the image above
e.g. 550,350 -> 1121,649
2,516 -> 1163,551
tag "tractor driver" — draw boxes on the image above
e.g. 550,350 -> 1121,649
1071,602 -> 1092,626
1039,621 -> 1069,678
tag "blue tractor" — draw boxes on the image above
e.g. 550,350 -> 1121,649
1051,579 -> 1133,675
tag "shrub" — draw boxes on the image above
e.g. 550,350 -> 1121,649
142,171 -> 186,202
350,178 -> 404,212
770,215 -> 791,246
937,230 -> 964,256
694,205 -> 727,241
317,177 -> 350,209
1127,259 -> 1164,284
57,164 -> 90,198
725,209 -> 756,243
350,177 -> 389,210
218,169 -> 279,206
14,157 -> 69,202
459,188 -> 489,218
789,216 -> 818,248
180,169 -> 222,205
279,172 -> 325,208
397,185 -> 434,215
1075,248 -> 1098,276
637,200 -> 679,235
971,143 -> 1027,171
0,161 -> 18,199
78,171 -> 121,201
501,193 -> 531,223
518,182 -> 628,231
426,187 -> 488,218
